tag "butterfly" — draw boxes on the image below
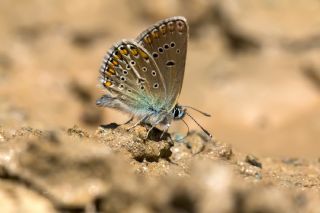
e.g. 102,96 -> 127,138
96,16 -> 211,138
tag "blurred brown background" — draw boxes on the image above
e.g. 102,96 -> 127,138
0,0 -> 320,158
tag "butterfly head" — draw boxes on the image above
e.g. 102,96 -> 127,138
171,105 -> 212,138
172,104 -> 186,120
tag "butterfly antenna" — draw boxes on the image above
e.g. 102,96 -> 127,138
182,118 -> 190,137
186,112 -> 212,138
182,106 -> 211,117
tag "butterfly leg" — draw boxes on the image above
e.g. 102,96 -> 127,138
146,122 -> 161,139
146,126 -> 154,139
145,117 -> 166,139
126,115 -> 149,131
160,123 -> 171,139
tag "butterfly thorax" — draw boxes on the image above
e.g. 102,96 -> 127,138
138,104 -> 185,127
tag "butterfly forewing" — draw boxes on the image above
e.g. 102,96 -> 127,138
99,40 -> 166,110
136,16 -> 188,111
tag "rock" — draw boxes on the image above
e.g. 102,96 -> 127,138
0,180 -> 56,213
0,130 -> 118,208
246,154 -> 262,168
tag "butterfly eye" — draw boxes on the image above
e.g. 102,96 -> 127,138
153,83 -> 159,88
123,70 -> 128,75
170,42 -> 175,48
140,85 -> 145,90
151,70 -> 156,76
120,76 -> 126,81
174,108 -> 180,118
164,44 -> 169,49
176,49 -> 181,54
142,67 -> 147,72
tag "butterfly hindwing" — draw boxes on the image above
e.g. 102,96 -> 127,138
99,40 -> 167,112
136,16 -> 188,110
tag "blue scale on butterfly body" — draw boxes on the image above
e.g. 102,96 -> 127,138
97,16 -> 211,138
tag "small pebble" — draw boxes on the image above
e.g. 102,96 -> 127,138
218,145 -> 233,160
246,154 -> 262,168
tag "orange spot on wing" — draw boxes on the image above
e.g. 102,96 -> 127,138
144,35 -> 152,44
139,49 -> 149,60
151,29 -> 159,39
168,22 -> 175,32
176,20 -> 185,32
129,46 -> 139,56
106,67 -> 115,76
111,59 -> 119,66
103,81 -> 113,87
114,50 -> 123,60
119,46 -> 128,55
159,24 -> 166,34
